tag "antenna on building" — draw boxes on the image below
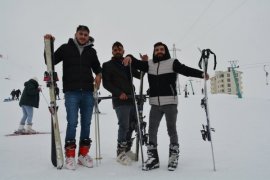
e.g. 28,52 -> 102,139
170,44 -> 181,95
228,60 -> 242,98
263,65 -> 269,85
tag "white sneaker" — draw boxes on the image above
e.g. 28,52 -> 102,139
78,154 -> 93,168
126,150 -> 137,161
117,151 -> 132,165
65,157 -> 76,170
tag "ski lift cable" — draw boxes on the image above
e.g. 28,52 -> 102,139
179,0 -> 248,49
176,0 -> 215,45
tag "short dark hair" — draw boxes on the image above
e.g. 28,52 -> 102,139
76,25 -> 90,33
112,41 -> 123,49
154,42 -> 164,48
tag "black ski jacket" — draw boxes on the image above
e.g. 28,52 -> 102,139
102,58 -> 141,108
19,79 -> 40,108
53,38 -> 102,93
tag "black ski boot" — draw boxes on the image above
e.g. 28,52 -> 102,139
143,143 -> 159,171
168,143 -> 179,171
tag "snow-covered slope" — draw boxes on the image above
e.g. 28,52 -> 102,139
1,69 -> 270,180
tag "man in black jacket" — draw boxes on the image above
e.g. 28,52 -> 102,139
44,25 -> 102,170
102,42 -> 140,165
123,42 -> 209,171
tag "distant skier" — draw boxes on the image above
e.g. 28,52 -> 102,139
184,84 -> 188,98
10,89 -> 16,100
15,89 -> 21,100
17,77 -> 41,134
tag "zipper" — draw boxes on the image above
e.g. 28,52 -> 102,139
170,84 -> 176,100
157,62 -> 160,106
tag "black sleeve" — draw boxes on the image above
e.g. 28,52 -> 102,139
131,68 -> 142,79
90,49 -> 102,75
126,54 -> 149,72
173,59 -> 203,78
52,44 -> 65,65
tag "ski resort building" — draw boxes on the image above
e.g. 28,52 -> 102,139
210,67 -> 243,95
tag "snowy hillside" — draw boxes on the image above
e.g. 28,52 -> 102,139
1,61 -> 270,180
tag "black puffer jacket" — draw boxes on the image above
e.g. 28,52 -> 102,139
102,57 -> 141,108
19,79 -> 40,108
54,38 -> 102,93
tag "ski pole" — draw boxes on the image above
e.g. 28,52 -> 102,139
94,84 -> 102,165
40,89 -> 50,106
198,48 -> 217,171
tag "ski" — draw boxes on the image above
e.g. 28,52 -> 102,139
128,64 -> 148,170
135,72 -> 148,163
198,48 -> 217,171
5,131 -> 51,137
44,37 -> 64,169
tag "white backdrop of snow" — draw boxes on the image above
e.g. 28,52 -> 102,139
0,59 -> 270,180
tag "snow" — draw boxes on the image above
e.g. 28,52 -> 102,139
1,59 -> 270,180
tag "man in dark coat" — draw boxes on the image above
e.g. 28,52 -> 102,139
17,77 -> 40,133
44,25 -> 102,170
102,41 -> 141,165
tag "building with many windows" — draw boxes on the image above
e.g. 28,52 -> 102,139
210,68 -> 243,95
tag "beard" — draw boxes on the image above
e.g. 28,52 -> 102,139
114,53 -> 123,59
155,53 -> 165,61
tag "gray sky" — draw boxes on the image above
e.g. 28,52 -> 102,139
1,0 -> 270,97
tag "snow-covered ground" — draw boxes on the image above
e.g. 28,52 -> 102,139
1,69 -> 270,180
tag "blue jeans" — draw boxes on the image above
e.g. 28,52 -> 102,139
115,105 -> 136,143
64,90 -> 94,142
20,105 -> 34,125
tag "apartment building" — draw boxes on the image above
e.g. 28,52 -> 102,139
210,68 -> 243,95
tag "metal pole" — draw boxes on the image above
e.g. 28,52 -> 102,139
170,44 -> 181,95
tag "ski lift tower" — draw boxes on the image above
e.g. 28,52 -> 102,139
264,65 -> 269,85
188,79 -> 195,95
229,60 -> 242,98
170,44 -> 181,95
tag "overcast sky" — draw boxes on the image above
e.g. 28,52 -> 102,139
1,0 -> 270,97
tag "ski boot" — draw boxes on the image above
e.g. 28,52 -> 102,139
25,124 -> 36,134
143,143 -> 159,171
16,124 -> 26,134
65,140 -> 76,170
125,139 -> 136,161
78,138 -> 93,168
168,143 -> 180,171
117,141 -> 132,165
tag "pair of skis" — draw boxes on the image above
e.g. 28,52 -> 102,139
128,65 -> 148,170
44,38 -> 64,169
198,48 -> 217,171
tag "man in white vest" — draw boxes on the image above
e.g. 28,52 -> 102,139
123,42 -> 209,171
